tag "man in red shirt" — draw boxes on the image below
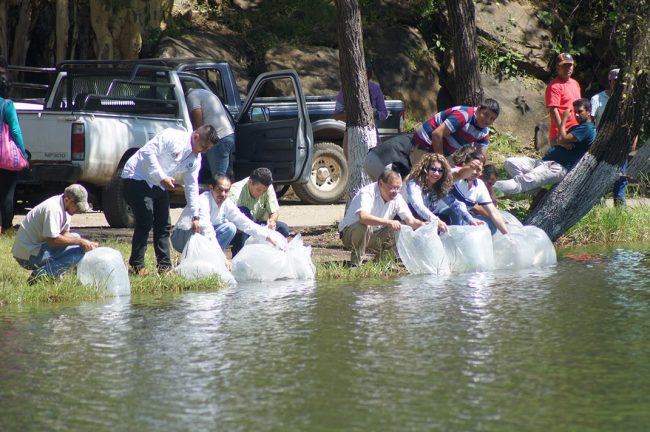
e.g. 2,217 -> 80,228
545,53 -> 581,145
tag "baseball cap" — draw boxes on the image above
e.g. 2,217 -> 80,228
64,184 -> 92,212
556,53 -> 574,65
608,68 -> 620,81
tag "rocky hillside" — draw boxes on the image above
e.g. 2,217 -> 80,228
0,0 -> 619,146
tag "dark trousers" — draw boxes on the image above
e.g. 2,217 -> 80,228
230,206 -> 290,256
123,179 -> 172,271
0,169 -> 18,229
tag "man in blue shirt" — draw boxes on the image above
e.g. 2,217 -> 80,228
495,98 -> 595,195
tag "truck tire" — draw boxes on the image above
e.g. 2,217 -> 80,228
102,166 -> 134,228
292,141 -> 348,204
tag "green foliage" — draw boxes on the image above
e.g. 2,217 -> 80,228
562,204 -> 650,245
488,128 -> 524,158
317,254 -> 406,279
478,45 -> 525,80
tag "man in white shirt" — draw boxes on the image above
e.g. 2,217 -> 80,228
186,88 -> 236,177
171,175 -> 278,252
338,169 -> 425,266
12,184 -> 98,283
121,125 -> 218,275
448,151 -> 508,235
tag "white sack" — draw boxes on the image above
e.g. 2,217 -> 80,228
175,234 -> 236,285
499,210 -> 523,227
522,225 -> 557,266
440,225 -> 494,273
396,222 -> 450,275
77,247 -> 130,297
232,235 -> 315,282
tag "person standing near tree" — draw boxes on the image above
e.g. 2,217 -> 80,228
590,68 -> 637,206
0,56 -> 28,235
186,88 -> 236,178
546,53 -> 582,146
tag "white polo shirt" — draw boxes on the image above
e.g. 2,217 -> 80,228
121,128 -> 201,217
338,182 -> 412,232
451,178 -> 492,208
12,194 -> 71,260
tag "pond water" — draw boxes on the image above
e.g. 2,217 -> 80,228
2,247 -> 650,431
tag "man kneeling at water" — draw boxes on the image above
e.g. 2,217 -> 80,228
338,169 -> 426,266
171,175 -> 278,253
12,184 -> 98,283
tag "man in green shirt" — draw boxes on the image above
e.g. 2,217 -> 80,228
229,167 -> 289,255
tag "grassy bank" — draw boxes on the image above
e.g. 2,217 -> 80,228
0,236 -> 227,306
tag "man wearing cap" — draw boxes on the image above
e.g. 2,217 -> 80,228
590,68 -> 638,206
546,53 -> 582,146
121,125 -> 218,275
12,184 -> 98,283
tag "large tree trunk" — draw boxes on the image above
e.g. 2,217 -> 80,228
335,0 -> 376,203
445,0 -> 483,106
525,9 -> 650,241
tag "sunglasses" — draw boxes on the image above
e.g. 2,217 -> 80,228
428,166 -> 444,174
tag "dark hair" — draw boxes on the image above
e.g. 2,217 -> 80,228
478,98 -> 500,117
482,164 -> 498,180
378,168 -> 401,184
405,153 -> 453,199
210,175 -> 231,188
196,124 -> 219,145
250,167 -> 273,186
573,98 -> 591,112
451,144 -> 480,166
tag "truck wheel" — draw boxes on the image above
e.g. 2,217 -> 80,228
102,167 -> 134,228
292,141 -> 348,204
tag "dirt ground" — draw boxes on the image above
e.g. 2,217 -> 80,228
75,224 -> 349,263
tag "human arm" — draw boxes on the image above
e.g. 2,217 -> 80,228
557,109 -> 577,147
47,232 -> 98,252
189,108 -> 204,130
483,203 -> 508,234
370,84 -> 388,121
334,90 -> 346,122
182,158 -> 202,218
430,123 -> 451,155
2,100 -> 26,156
549,107 -> 563,135
358,210 -> 402,231
443,194 -> 483,226
404,181 -> 438,223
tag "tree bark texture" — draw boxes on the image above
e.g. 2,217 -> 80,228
445,0 -> 483,106
525,7 -> 650,241
335,0 -> 376,203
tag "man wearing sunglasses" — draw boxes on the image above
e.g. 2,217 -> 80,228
338,168 -> 425,266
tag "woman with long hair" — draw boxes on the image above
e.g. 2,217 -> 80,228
403,153 -> 482,233
0,57 -> 28,235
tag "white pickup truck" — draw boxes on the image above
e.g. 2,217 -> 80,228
15,60 -> 313,227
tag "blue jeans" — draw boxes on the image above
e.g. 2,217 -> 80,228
613,160 -> 629,205
206,133 -> 235,177
15,233 -> 85,279
214,222 -> 237,250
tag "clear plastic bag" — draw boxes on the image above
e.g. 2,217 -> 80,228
232,235 -> 315,282
77,247 -> 130,297
492,225 -> 556,270
440,225 -> 494,273
499,210 -> 523,227
175,234 -> 236,285
396,222 -> 450,275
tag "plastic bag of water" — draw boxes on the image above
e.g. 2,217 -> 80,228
492,225 -> 556,269
175,234 -> 236,285
440,225 -> 494,273
77,247 -> 130,296
396,222 -> 450,275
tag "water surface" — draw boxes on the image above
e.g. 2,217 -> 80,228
1,248 -> 650,431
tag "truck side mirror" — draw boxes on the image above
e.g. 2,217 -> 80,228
250,106 -> 270,122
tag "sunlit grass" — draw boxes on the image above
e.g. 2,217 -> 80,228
0,234 -> 226,306
559,204 -> 650,245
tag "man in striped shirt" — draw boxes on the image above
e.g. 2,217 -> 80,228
410,98 -> 500,166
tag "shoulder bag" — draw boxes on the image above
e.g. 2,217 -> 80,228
0,99 -> 29,171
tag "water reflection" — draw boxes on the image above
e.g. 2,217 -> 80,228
1,249 -> 650,430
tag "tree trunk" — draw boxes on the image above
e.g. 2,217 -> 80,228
335,0 -> 376,203
445,0 -> 483,106
525,9 -> 650,241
